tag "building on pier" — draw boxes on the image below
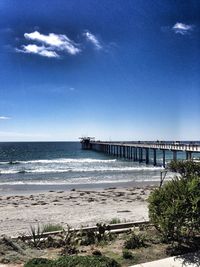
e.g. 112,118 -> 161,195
79,137 -> 95,150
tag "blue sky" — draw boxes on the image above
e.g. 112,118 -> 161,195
0,0 -> 200,141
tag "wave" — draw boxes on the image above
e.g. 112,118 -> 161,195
0,158 -> 117,165
0,169 -> 20,174
0,174 -> 168,186
0,177 -> 158,186
0,161 -> 14,165
0,166 -> 163,175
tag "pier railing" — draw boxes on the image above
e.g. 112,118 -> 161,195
91,142 -> 200,152
80,139 -> 200,167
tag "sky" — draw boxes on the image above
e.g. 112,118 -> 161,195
0,0 -> 200,141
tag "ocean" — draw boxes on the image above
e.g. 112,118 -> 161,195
0,141 -> 196,193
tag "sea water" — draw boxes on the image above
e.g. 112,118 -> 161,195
0,141 -> 198,192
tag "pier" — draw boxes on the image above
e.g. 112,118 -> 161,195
80,138 -> 200,167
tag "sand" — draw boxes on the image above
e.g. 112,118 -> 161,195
0,186 -> 155,237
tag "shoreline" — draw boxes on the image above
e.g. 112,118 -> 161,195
0,184 -> 156,237
0,180 -> 160,196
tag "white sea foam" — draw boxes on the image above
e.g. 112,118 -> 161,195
0,158 -> 117,165
0,162 -> 11,165
0,178 -> 137,186
0,169 -> 19,174
0,166 -> 163,174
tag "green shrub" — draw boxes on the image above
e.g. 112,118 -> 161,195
96,223 -> 111,242
24,255 -> 120,267
24,258 -> 53,267
122,249 -> 133,259
61,227 -> 80,255
168,160 -> 200,177
148,175 -> 200,244
29,224 -> 44,248
80,223 -> 112,246
109,218 -> 121,224
55,255 -> 120,267
92,250 -> 102,256
124,232 -> 146,249
80,229 -> 96,245
42,223 -> 63,233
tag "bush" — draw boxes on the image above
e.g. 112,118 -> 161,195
29,224 -> 44,248
42,224 -> 63,233
61,228 -> 80,255
109,218 -> 121,224
24,258 -> 53,267
80,223 -> 112,246
92,250 -> 102,256
168,160 -> 200,177
24,255 -> 120,267
122,249 -> 133,259
55,255 -> 120,267
80,229 -> 96,246
124,232 -> 146,249
148,175 -> 200,244
96,223 -> 111,243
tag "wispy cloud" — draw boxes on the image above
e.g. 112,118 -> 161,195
24,31 -> 81,55
16,44 -> 59,58
16,30 -> 106,58
0,116 -> 11,120
16,31 -> 81,58
172,22 -> 193,35
83,31 -> 102,50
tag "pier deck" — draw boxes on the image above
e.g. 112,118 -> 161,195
80,138 -> 200,167
92,141 -> 200,152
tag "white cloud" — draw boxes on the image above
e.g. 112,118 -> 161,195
16,30 -> 106,58
24,31 -> 81,55
83,31 -> 102,50
16,31 -> 81,58
0,116 -> 10,120
16,44 -> 59,58
172,22 -> 193,35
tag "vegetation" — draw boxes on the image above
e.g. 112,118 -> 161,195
109,218 -> 121,225
80,229 -> 96,246
80,223 -> 113,246
29,224 -> 44,248
61,227 -> 80,255
5,161 -> 200,266
122,249 -> 133,259
1,224 -> 177,266
24,258 -> 52,267
96,223 -> 111,243
24,255 -> 120,267
124,232 -> 146,249
42,224 -> 63,233
168,160 -> 200,177
26,224 -> 79,251
149,160 -> 200,245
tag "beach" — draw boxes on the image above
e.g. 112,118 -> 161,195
0,142 -> 163,237
0,185 -> 154,237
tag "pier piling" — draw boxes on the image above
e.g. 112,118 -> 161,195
153,149 -> 157,166
80,138 -> 200,167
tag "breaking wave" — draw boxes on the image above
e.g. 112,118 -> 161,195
0,158 -> 117,165
0,166 -> 163,175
